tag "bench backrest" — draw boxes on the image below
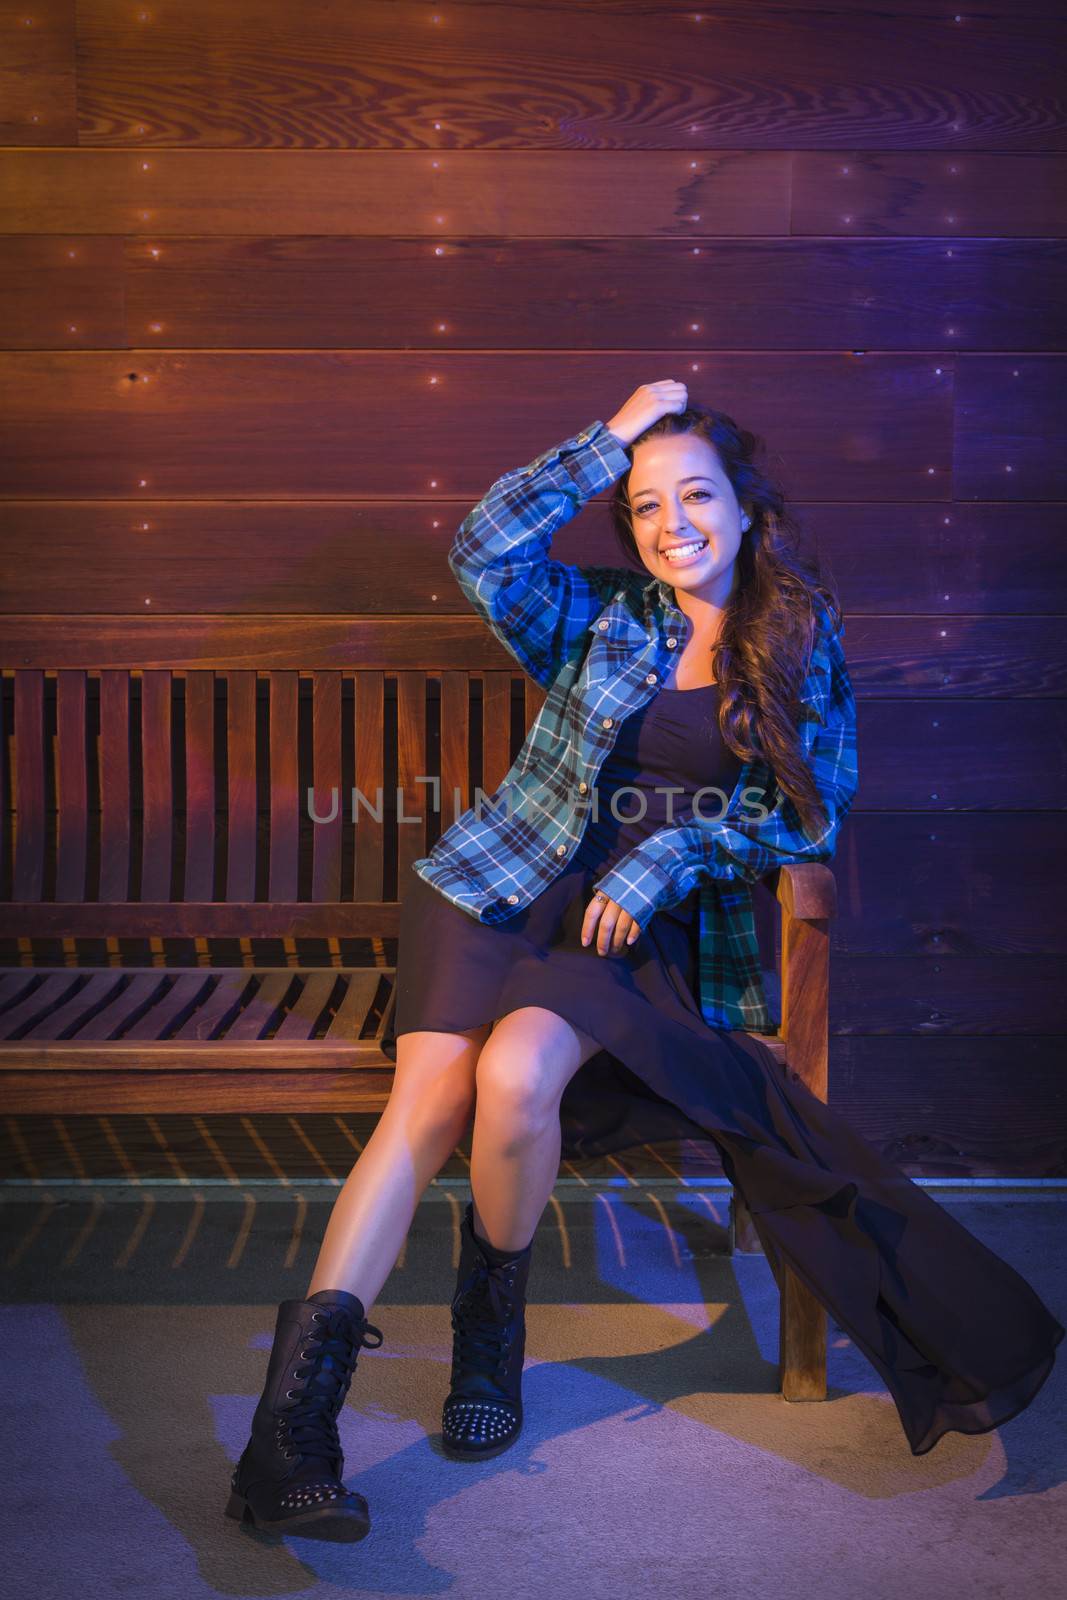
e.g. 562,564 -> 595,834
0,624 -> 779,979
0,655 -> 542,941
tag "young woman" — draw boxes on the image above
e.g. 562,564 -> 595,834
226,381 -> 1063,1542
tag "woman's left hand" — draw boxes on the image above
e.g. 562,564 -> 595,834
582,891 -> 642,956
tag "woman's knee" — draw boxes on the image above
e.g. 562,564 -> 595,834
475,1007 -> 597,1129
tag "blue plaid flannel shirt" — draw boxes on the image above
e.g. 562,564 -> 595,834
412,418 -> 859,1033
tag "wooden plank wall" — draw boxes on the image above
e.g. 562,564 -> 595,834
0,0 -> 1065,1174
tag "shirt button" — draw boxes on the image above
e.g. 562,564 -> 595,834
602,716 -> 613,728
646,672 -> 657,683
556,844 -> 567,856
578,781 -> 588,794
598,619 -> 609,630
507,893 -> 519,904
667,637 -> 678,649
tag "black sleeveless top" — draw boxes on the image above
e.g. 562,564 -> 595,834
573,681 -> 744,922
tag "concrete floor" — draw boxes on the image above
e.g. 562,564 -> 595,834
2,1181 -> 1065,1600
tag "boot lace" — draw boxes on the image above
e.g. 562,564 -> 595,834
280,1306 -> 383,1465
451,1258 -> 516,1384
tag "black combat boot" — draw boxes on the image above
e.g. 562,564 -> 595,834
226,1288 -> 383,1540
441,1199 -> 533,1460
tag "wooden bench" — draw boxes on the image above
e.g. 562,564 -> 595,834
0,630 -> 837,1401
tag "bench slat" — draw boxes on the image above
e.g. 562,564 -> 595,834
323,968 -> 385,1040
483,670 -> 512,797
141,669 -> 173,900
67,971 -> 172,1040
27,970 -> 128,1040
0,901 -> 402,938
99,670 -> 130,900
169,971 -> 257,1040
397,669 -> 428,882
272,970 -> 341,1040
269,670 -> 299,902
0,1033 -> 398,1063
223,971 -> 298,1040
440,670 -> 470,830
354,671 -> 384,903
0,672 -> 6,900
311,670 -> 342,901
55,670 -> 88,901
13,670 -> 45,902
0,970 -> 41,1011
0,1064 -> 398,1115
225,670 -> 257,899
0,971 -> 86,1038
184,669 -> 215,900
118,971 -> 218,1040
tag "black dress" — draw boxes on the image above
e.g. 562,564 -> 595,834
381,682 -> 1064,1457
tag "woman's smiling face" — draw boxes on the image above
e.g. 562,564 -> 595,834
625,432 -> 745,603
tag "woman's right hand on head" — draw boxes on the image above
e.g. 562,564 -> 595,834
604,380 -> 689,449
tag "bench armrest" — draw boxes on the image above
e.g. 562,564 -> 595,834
773,861 -> 837,1102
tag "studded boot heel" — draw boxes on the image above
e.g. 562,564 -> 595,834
226,1288 -> 384,1540
441,1199 -> 533,1460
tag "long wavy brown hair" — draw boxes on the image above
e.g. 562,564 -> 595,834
608,404 -> 843,839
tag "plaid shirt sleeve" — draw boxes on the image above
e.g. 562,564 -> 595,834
448,421 -> 639,691
591,613 -> 859,922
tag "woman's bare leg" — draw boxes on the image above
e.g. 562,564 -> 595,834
305,1023 -> 491,1308
469,1007 -> 602,1253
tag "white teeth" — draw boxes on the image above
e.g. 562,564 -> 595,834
662,541 -> 706,561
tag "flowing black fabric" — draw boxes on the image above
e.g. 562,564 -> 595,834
381,684 -> 1064,1456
